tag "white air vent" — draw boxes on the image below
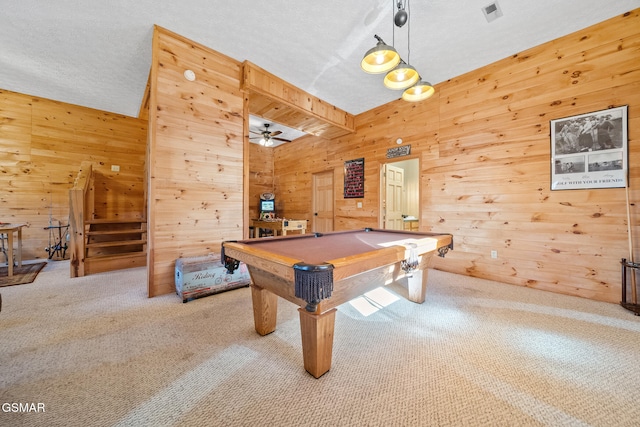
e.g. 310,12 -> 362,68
482,1 -> 503,23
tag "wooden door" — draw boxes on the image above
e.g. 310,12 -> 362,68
383,164 -> 405,230
312,171 -> 334,233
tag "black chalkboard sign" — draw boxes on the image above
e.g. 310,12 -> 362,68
344,158 -> 364,198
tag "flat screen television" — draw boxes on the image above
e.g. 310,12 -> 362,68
260,199 -> 275,213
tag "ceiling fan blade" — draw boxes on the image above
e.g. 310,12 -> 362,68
250,130 -> 264,135
269,130 -> 282,137
271,137 -> 292,142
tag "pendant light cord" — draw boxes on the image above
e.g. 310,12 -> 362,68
392,0 -> 395,48
392,0 -> 411,64
407,0 -> 411,65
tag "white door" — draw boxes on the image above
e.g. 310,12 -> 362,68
312,171 -> 334,233
384,164 -> 405,230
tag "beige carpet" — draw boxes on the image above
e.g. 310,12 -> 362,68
1,260 -> 639,427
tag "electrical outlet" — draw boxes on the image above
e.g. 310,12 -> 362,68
111,165 -> 120,172
491,250 -> 498,259
357,202 -> 363,208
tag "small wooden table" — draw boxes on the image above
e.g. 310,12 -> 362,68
403,218 -> 419,231
251,219 -> 307,238
1,223 -> 26,277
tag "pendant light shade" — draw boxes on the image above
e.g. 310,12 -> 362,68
360,35 -> 400,74
402,79 -> 435,102
383,61 -> 419,90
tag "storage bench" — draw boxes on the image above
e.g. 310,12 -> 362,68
175,253 -> 251,303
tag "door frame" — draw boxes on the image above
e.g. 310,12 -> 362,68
379,157 -> 421,230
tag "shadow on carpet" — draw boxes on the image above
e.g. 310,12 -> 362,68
0,262 -> 46,287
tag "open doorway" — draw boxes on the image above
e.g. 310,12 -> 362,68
380,158 -> 419,230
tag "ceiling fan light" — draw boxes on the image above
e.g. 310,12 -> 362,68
402,80 -> 435,102
383,62 -> 419,90
361,37 -> 400,74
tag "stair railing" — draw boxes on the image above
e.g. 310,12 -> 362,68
69,161 -> 94,277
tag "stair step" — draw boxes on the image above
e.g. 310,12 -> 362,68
86,229 -> 146,236
85,252 -> 146,275
86,218 -> 146,225
86,239 -> 147,248
87,251 -> 146,260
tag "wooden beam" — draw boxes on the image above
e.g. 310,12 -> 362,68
242,61 -> 355,140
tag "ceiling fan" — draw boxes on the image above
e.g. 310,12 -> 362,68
249,123 -> 291,147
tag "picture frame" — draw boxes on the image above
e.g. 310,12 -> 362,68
550,105 -> 628,190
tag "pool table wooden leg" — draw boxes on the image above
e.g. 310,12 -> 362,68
251,285 -> 278,335
298,307 -> 336,378
406,255 -> 432,303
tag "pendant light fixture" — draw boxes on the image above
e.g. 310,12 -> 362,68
360,35 -> 400,74
402,78 -> 435,102
361,0 -> 434,102
384,60 -> 419,89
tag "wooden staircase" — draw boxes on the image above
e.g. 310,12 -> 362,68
83,219 -> 147,275
69,161 -> 147,277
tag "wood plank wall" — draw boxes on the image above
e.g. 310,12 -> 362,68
271,10 -> 640,303
0,89 -> 147,260
249,143 -> 274,220
274,138 -> 333,222
147,26 -> 245,297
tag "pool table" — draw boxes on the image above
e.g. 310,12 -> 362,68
221,228 -> 453,378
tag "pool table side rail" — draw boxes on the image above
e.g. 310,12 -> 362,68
221,242 -> 298,281
222,240 -> 407,285
327,245 -> 417,281
239,255 -> 418,313
328,233 -> 453,276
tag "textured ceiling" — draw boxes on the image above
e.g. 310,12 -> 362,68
1,0 -> 639,144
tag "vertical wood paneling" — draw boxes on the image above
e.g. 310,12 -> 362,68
147,26 -> 244,296
273,134 -> 331,223
0,89 -> 147,260
249,143 -> 274,220
270,10 -> 640,303
429,10 -> 639,303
